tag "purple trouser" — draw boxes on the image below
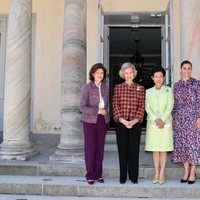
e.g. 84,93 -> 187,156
83,115 -> 107,180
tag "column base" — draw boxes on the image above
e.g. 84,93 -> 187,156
50,145 -> 84,163
0,141 -> 39,161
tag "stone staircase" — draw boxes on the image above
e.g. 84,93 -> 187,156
0,131 -> 199,198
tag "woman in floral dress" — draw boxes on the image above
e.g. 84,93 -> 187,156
172,60 -> 200,184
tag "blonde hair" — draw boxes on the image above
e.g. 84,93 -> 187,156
119,62 -> 137,79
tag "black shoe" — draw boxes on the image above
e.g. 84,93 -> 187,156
120,180 -> 126,184
180,179 -> 188,183
188,180 -> 195,184
131,180 -> 138,184
97,178 -> 104,183
188,173 -> 196,184
180,174 -> 190,183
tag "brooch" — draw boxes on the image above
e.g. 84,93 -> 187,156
166,89 -> 169,93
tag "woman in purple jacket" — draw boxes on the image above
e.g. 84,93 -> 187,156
80,63 -> 110,185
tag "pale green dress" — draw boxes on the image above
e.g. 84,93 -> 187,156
145,85 -> 174,152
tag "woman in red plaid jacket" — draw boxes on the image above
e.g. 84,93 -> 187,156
113,62 -> 145,184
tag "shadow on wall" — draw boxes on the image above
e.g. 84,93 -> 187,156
30,132 -> 60,147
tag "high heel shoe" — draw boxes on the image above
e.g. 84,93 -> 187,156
188,180 -> 195,184
87,180 -> 94,185
158,172 -> 165,185
188,173 -> 196,184
180,178 -> 188,183
153,179 -> 159,184
153,173 -> 159,184
97,178 -> 104,183
180,174 -> 189,183
159,179 -> 165,185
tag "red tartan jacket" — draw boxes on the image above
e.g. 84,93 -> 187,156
113,82 -> 145,123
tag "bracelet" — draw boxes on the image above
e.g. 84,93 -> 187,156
119,117 -> 122,123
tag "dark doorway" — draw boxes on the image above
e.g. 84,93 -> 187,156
108,27 -> 162,129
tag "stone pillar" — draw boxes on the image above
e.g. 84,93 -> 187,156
50,0 -> 86,162
181,0 -> 200,79
0,0 -> 38,160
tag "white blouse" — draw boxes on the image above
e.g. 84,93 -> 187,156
95,83 -> 105,113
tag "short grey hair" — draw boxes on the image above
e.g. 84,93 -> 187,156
119,62 -> 137,79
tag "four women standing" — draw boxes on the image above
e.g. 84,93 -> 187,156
80,61 -> 200,185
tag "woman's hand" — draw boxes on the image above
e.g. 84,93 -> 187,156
129,119 -> 139,127
99,108 -> 107,116
195,118 -> 200,129
155,118 -> 165,129
121,119 -> 132,129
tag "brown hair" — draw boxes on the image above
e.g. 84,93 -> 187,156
181,60 -> 192,68
89,63 -> 107,82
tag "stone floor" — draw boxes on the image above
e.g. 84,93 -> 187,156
0,132 -> 199,199
0,195 -> 197,200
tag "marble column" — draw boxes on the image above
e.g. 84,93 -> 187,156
50,0 -> 86,162
181,0 -> 200,79
0,0 -> 38,160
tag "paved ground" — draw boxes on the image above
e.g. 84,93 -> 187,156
0,132 -> 198,199
0,196 -> 198,200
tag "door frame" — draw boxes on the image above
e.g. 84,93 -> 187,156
161,0 -> 174,87
0,16 -> 7,132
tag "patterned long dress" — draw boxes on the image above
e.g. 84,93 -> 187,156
172,78 -> 200,165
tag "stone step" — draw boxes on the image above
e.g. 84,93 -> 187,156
0,175 -> 199,198
0,161 -> 194,180
0,151 -> 195,179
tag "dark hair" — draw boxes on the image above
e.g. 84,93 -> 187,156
151,66 -> 166,77
181,60 -> 192,68
89,63 -> 107,82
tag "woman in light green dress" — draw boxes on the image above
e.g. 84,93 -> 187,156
145,67 -> 174,185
